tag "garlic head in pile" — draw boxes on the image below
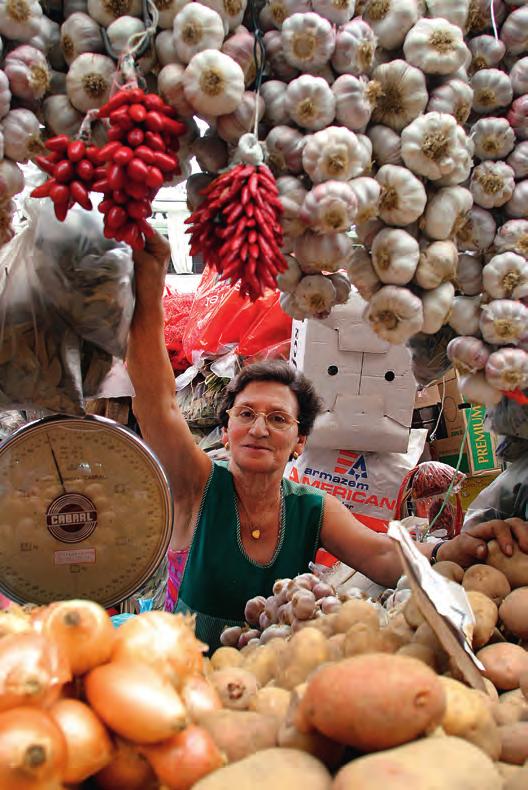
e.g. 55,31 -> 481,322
371,227 -> 419,285
376,164 -> 426,226
365,285 -> 424,344
401,112 -> 473,182
483,252 -> 528,300
403,18 -> 470,75
370,59 -> 428,132
480,300 -> 528,346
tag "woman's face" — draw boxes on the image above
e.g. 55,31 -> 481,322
224,381 -> 306,474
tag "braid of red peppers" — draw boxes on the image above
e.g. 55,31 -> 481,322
185,163 -> 287,301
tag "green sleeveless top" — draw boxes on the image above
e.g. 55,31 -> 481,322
175,462 -> 324,653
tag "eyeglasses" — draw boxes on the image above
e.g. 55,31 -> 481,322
226,406 -> 299,432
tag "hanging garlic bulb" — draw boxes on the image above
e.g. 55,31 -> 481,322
356,218 -> 384,247
264,30 -> 300,81
1,107 -> 42,162
222,26 -> 257,86
293,274 -> 337,319
363,0 -> 420,51
371,227 -> 419,285
456,253 -> 483,296
300,180 -> 358,233
281,12 -> 336,71
403,18 -> 470,75
266,126 -> 305,174
421,282 -> 455,335
495,220 -> 528,259
0,158 -> 24,198
508,96 -> 528,142
471,117 -> 516,161
449,294 -> 481,336
511,57 -> 528,98
348,176 -> 381,224
485,348 -> 528,392
365,285 -> 424,344
507,142 -> 528,179
370,59 -> 428,132
0,71 -> 11,120
266,0 -> 311,30
426,79 -> 474,125
216,92 -> 264,144
60,12 -> 103,65
158,63 -> 195,117
312,0 -> 356,25
471,69 -> 513,114
106,15 -> 144,54
500,6 -> 528,56
260,80 -> 289,126
459,372 -> 503,406
423,186 -> 473,241
415,240 -> 458,289
280,291 -> 310,320
153,0 -> 189,30
447,336 -> 490,373
400,112 -> 473,182
173,5 -> 225,64
302,126 -> 369,183
183,49 -> 245,116
468,35 -> 506,73
505,181 -> 528,219
156,29 -> 180,65
367,125 -> 402,166
192,131 -> 228,172
333,75 -> 379,131
331,18 -> 378,76
66,52 -> 114,112
470,160 -> 515,209
480,300 -> 528,346
86,0 -> 142,26
277,175 -> 308,237
43,94 -> 83,136
376,164 -> 426,226
455,206 -> 495,253
345,246 -> 382,300
285,75 -> 336,130
294,230 -> 354,273
329,272 -> 352,304
199,0 -> 247,33
277,254 -> 303,293
0,0 -> 42,41
482,252 -> 528,300
4,45 -> 50,101
425,0 -> 469,28
465,0 -> 506,37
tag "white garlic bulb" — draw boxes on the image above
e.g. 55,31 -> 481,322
216,92 -> 264,144
183,49 -> 245,116
505,181 -> 528,219
510,57 -> 528,97
277,175 -> 308,238
333,75 -> 379,131
264,29 -> 300,81
43,94 -> 82,137
294,230 -> 354,273
0,0 -> 42,41
158,63 -> 195,117
403,18 -> 470,75
415,240 -> 458,289
173,5 -> 225,64
199,0 -> 247,33
425,0 -> 469,29
370,59 -> 428,132
300,180 -> 358,233
285,75 -> 336,130
468,34 -> 506,73
447,335 -> 490,373
423,186 -> 473,241
277,254 -> 303,293
331,18 -> 377,76
280,291 -> 309,320
281,12 -> 336,71
500,5 -> 528,56
459,372 -> 503,406
483,252 -> 528,300
371,227 -> 420,285
260,80 -> 289,126
311,0 -> 356,25
480,300 -> 528,346
471,68 -> 513,113
348,176 -> 381,224
345,246 -> 382,300
294,274 -> 337,319
60,12 -> 103,65
66,53 -> 114,112
485,348 -> 528,392
266,126 -> 305,175
456,253 -> 483,296
470,160 -> 515,209
329,271 -> 352,304
471,117 -> 516,161
363,0 -> 420,51
367,125 -> 402,166
507,142 -> 528,180
156,29 -> 180,65
365,285 -> 424,344
302,126 -> 370,183
356,218 -> 385,247
400,112 -> 473,182
376,164 -> 426,226
266,0 -> 311,30
426,78 -> 474,125
87,0 -> 141,26
494,219 -> 528,259
421,282 -> 455,335
449,295 -> 482,336
455,206 -> 495,253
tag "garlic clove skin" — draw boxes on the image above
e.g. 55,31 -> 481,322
363,0 -> 420,51
370,59 -> 428,132
470,161 -> 515,209
449,294 -> 482,336
421,282 -> 455,335
376,163 -> 427,226
423,186 -> 473,241
281,12 -> 336,72
293,274 -> 337,318
494,219 -> 528,259
485,348 -> 528,392
403,17 -> 470,76
471,117 -> 516,162
266,126 -> 305,175
348,176 -> 381,225
447,335 -> 490,373
277,255 -> 303,294
367,124 -> 402,166
294,230 -> 354,274
426,78 -> 474,125
365,285 -> 424,344
331,17 -> 378,77
470,68 -> 513,114
505,180 -> 528,219
459,371 -> 503,406
480,299 -> 528,346
371,227 -> 420,285
285,75 -> 336,131
86,0 -> 142,27
456,252 -> 484,296
300,180 -> 358,234
415,240 -> 458,290
482,252 -> 528,300
507,141 -> 528,180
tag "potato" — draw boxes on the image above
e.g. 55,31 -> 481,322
249,687 -> 291,722
193,748 -> 332,790
210,646 -> 244,670
384,613 -> 414,647
210,668 -> 259,711
499,721 -> 528,765
200,710 -> 277,762
296,654 -> 445,752
433,561 -> 465,583
483,677 -> 500,702
466,590 -> 498,649
275,628 -> 329,691
477,643 -> 528,691
493,689 -> 528,726
277,722 -> 345,770
342,622 -> 382,657
487,541 -> 528,589
504,763 -> 528,790
497,762 -> 523,783
521,671 -> 528,700
332,736 -> 501,790
462,563 -> 511,604
403,596 -> 425,629
334,600 -> 379,634
439,676 -> 501,759
412,623 -> 449,671
243,644 -> 278,686
499,588 -> 528,640
327,633 -> 345,662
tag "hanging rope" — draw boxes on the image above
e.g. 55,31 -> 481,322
250,0 -> 267,137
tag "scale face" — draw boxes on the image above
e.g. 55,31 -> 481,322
0,415 -> 173,608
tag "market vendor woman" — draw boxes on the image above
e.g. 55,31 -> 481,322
128,232 -> 528,651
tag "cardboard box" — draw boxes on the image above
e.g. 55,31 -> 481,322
415,384 -> 441,410
429,373 -> 502,477
290,293 -> 416,453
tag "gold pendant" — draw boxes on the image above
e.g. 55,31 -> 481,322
251,529 -> 261,540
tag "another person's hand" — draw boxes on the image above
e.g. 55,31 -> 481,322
437,518 -> 528,568
132,230 -> 172,310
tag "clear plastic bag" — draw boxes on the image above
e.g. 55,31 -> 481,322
463,454 -> 528,529
0,199 -> 134,415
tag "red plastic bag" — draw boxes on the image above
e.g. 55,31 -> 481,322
182,266 -> 292,364
163,290 -> 194,373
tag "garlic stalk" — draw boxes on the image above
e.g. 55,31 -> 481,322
277,254 -> 303,293
371,227 -> 419,285
415,241 -> 458,289
471,117 -> 516,161
300,180 -> 358,234
293,274 -> 337,319
447,336 -> 490,373
470,160 -> 515,209
421,282 -> 455,335
482,253 -> 528,300
423,186 -> 473,241
459,372 -> 503,406
494,220 -> 528,260
294,231 -> 354,273
480,300 -> 528,346
485,348 -> 528,392
401,112 -> 473,182
376,164 -> 426,226
456,253 -> 483,296
345,246 -> 382,301
449,295 -> 481,336
348,176 -> 381,224
370,59 -> 428,132
285,75 -> 336,131
365,285 -> 424,344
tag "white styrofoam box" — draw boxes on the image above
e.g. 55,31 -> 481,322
290,292 -> 416,453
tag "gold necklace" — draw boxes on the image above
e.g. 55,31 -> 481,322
236,491 -> 281,541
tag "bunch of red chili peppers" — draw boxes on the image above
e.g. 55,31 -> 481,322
185,163 -> 286,300
31,87 -> 186,250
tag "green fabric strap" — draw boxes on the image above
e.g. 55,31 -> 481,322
175,462 -> 324,652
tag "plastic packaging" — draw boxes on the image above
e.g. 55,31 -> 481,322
463,454 -> 528,530
395,461 -> 466,539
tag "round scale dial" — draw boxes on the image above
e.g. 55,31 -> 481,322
0,415 -> 173,608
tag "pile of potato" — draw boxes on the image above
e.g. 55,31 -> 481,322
200,543 -> 528,789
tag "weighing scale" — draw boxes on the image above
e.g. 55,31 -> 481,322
0,415 -> 173,608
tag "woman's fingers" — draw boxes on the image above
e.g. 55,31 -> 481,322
133,229 -> 171,271
506,518 -> 528,553
466,519 -> 514,556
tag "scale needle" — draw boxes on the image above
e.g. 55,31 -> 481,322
46,435 -> 67,495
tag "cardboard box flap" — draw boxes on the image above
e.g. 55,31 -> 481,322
319,295 -> 390,354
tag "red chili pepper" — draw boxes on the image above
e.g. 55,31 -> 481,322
113,146 -> 134,166
107,163 -> 125,191
143,94 -> 165,111
145,112 -> 165,133
144,131 -> 165,152
98,142 -> 122,162
93,179 -> 111,193
85,146 -> 102,163
30,180 -> 53,198
127,158 -> 149,182
35,156 -> 57,176
127,200 -> 150,220
134,145 -> 155,165
127,128 -> 145,148
106,205 -> 128,230
98,90 -> 132,118
45,135 -> 69,152
53,201 -> 69,222
94,166 -> 107,179
124,181 -> 149,200
76,159 -> 94,182
98,199 -> 113,213
70,180 -> 92,210
110,107 -> 134,131
53,160 -> 74,183
145,166 -> 164,189
50,183 -> 70,204
67,140 -> 86,162
128,103 -> 147,122
107,126 -> 125,142
112,189 -> 128,204
103,224 -> 115,239
163,117 -> 187,137
136,217 -> 155,238
153,152 -> 177,172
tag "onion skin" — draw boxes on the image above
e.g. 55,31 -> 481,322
85,659 -> 188,744
0,706 -> 67,789
37,600 -> 115,676
141,725 -> 226,790
49,698 -> 113,783
0,633 -> 70,713
94,737 -> 157,790
180,675 -> 223,724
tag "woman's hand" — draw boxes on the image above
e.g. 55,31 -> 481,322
132,230 -> 172,312
438,518 -> 528,567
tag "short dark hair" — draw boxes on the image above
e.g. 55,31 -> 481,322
218,360 -> 323,437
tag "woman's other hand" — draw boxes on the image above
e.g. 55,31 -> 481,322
132,230 -> 172,312
438,518 -> 528,567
